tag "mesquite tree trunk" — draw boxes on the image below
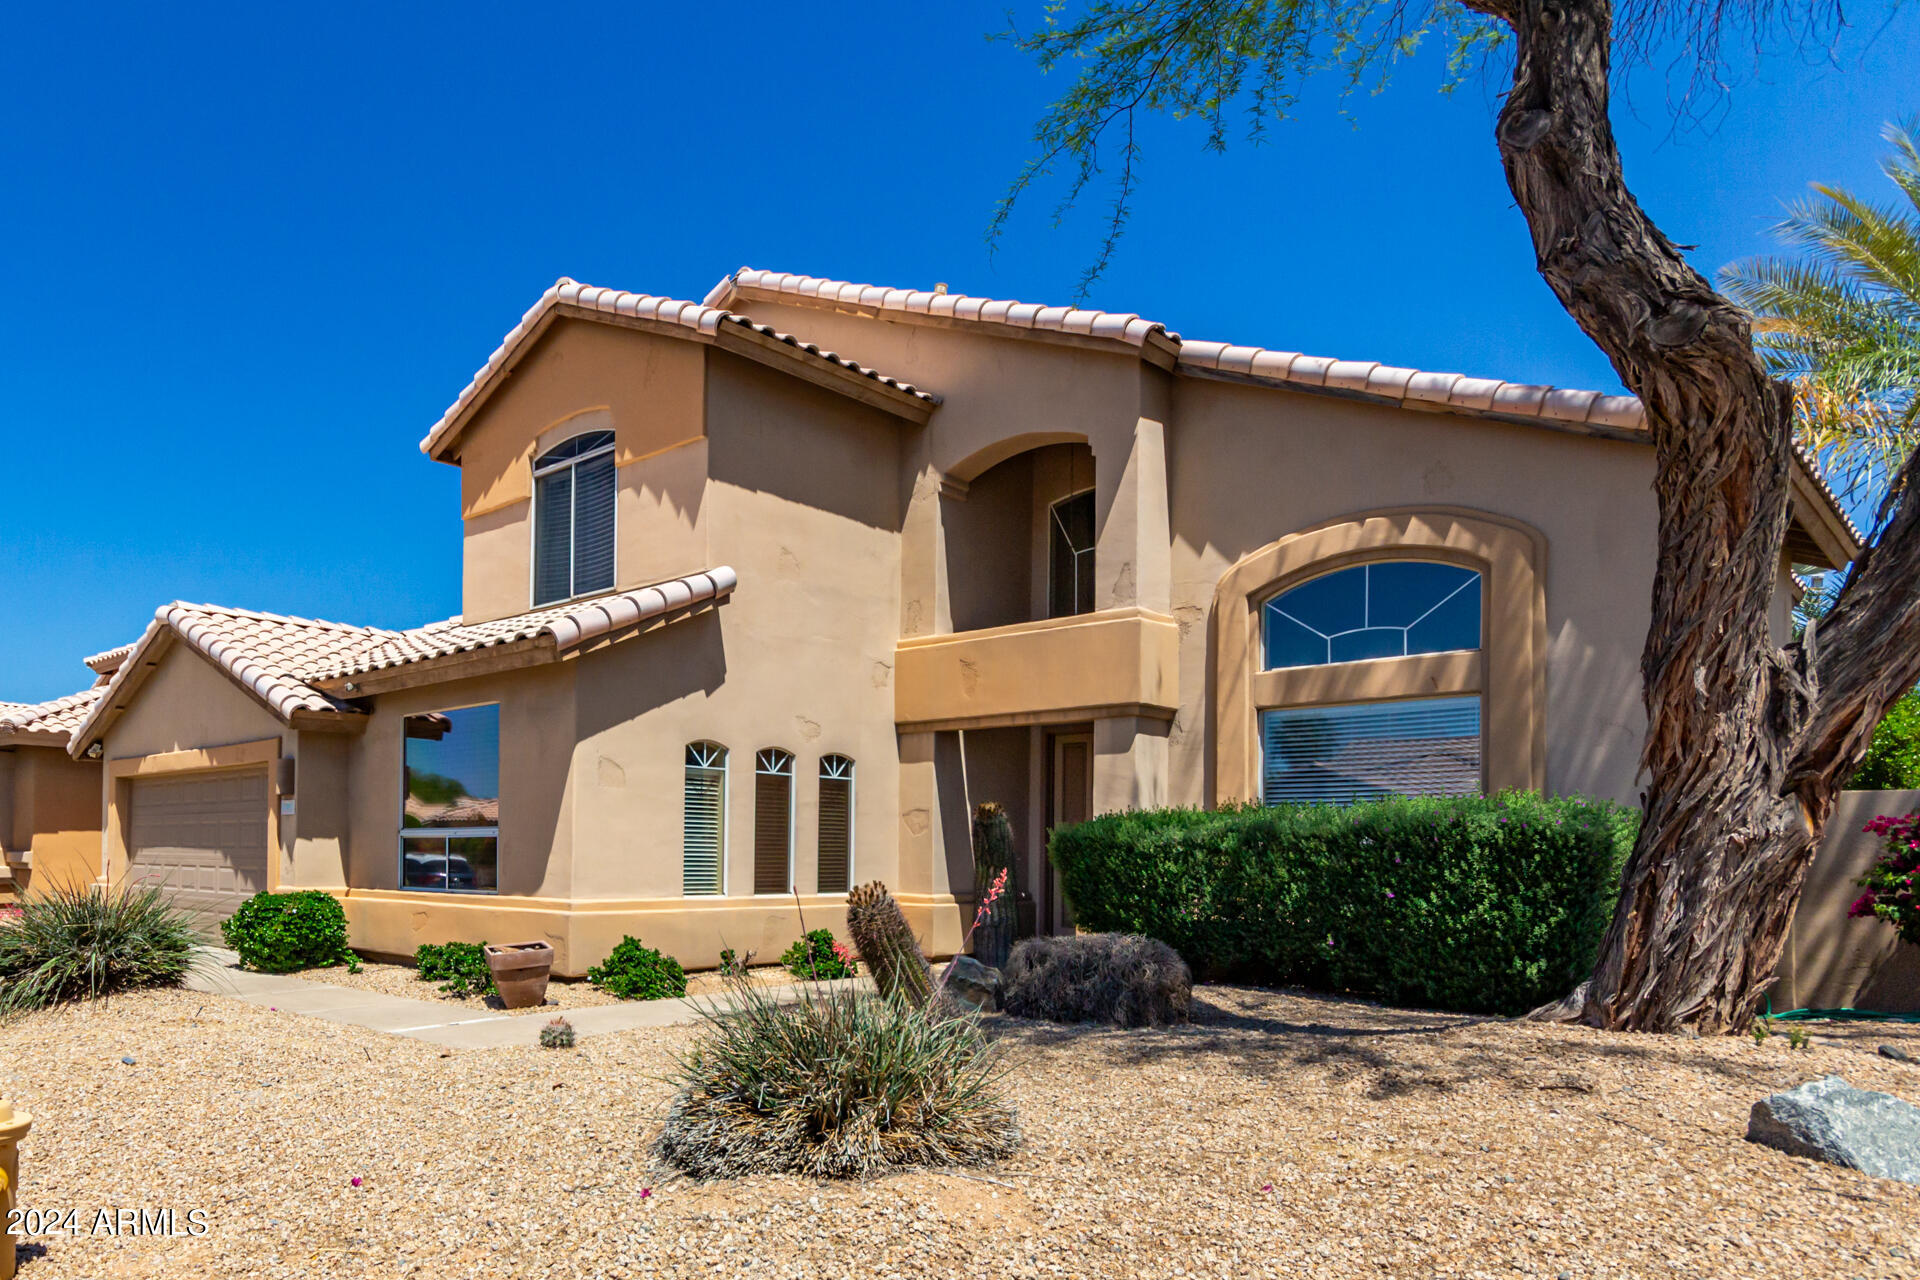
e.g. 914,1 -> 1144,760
1467,0 -> 1920,1031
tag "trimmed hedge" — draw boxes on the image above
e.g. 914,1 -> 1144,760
221,891 -> 358,973
1048,792 -> 1636,1015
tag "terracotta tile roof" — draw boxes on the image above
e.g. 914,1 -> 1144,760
83,643 -> 135,675
316,567 -> 739,679
421,279 -> 934,458
711,265 -> 1864,562
67,570 -> 737,755
0,687 -> 107,746
709,268 -> 1178,349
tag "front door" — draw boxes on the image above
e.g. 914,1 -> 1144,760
1045,731 -> 1093,934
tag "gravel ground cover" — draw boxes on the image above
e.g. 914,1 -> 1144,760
251,958 -> 793,1015
4,985 -> 1918,1279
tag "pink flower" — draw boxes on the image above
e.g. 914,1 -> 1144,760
639,1187 -> 652,1199
1848,892 -> 1878,918
350,1177 -> 363,1188
971,867 -> 1009,929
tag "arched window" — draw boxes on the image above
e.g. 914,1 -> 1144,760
683,742 -> 727,895
817,755 -> 855,893
753,749 -> 794,895
1263,562 -> 1481,669
533,430 -> 616,607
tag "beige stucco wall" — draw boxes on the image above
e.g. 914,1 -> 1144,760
1164,378 -> 1659,808
452,318 -> 710,625
1,746 -> 101,900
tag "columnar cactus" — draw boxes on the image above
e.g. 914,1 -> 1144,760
970,802 -> 1018,969
846,881 -> 933,1008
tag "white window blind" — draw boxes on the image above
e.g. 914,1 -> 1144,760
533,431 -> 616,606
1261,696 -> 1482,806
683,743 -> 726,895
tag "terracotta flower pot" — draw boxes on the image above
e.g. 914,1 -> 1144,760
484,941 -> 555,1009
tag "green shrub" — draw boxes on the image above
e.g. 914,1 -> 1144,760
655,981 -> 1019,1179
220,891 -> 359,973
780,928 -> 858,980
414,941 -> 494,996
0,884 -> 201,1016
1048,791 -> 1638,1016
1849,690 -> 1920,790
588,936 -> 687,1000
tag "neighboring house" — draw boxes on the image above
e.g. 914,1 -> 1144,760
0,648 -> 119,901
60,269 -> 1860,973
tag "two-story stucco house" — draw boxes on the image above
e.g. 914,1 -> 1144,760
58,268 -> 1861,973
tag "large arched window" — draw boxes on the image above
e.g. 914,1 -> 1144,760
683,742 -> 727,896
1263,562 -> 1481,669
533,430 -> 616,607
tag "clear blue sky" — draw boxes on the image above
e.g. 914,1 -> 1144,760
2,3 -> 1914,701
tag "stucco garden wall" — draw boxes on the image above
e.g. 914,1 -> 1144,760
0,746 -> 100,900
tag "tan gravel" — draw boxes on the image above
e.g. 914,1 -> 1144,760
5,984 -> 1918,1279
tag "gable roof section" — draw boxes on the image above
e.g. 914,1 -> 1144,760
422,280 -> 937,461
0,687 -> 106,748
709,265 -> 1864,567
68,568 -> 738,755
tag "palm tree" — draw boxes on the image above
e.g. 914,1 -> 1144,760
1721,119 -> 1920,517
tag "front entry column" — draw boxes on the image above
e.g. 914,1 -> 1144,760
1091,715 -> 1170,816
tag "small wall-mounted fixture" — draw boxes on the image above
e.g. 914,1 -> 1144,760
343,681 -> 360,693
84,743 -> 104,760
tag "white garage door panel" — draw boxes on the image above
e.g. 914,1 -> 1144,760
127,771 -> 269,932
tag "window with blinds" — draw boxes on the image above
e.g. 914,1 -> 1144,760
754,748 -> 794,896
1261,697 -> 1482,806
532,430 -> 616,607
683,742 -> 726,895
817,755 -> 854,893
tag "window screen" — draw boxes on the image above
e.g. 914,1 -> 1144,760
532,430 -> 616,606
817,755 -> 854,893
754,749 -> 794,895
1261,696 -> 1482,805
683,742 -> 727,895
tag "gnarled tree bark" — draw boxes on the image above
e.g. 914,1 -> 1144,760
1463,0 -> 1920,1032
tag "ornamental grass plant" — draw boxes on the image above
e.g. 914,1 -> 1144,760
0,883 -> 201,1017
654,976 -> 1019,1180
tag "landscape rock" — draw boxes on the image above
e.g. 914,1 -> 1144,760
1746,1075 -> 1920,1183
941,956 -> 1003,1012
1879,1044 -> 1916,1065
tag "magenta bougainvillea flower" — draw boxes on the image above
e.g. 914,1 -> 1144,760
350,1177 -> 363,1188
1854,811 -> 1920,945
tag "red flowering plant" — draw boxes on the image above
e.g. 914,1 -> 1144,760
1850,813 -> 1920,946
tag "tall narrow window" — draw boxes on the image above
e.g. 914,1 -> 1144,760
817,755 -> 855,893
533,430 -> 616,607
683,742 -> 727,895
754,749 -> 794,895
401,705 -> 500,892
1048,489 -> 1096,618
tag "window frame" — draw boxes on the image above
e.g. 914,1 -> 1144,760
1260,560 -> 1484,671
530,430 -> 618,609
683,741 -> 729,897
816,754 -> 856,895
753,748 -> 796,896
397,701 -> 501,896
1047,487 -> 1097,619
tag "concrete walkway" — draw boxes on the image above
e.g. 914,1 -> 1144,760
185,949 -> 860,1049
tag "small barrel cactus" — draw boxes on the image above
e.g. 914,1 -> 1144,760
846,881 -> 933,1008
540,1016 -> 576,1049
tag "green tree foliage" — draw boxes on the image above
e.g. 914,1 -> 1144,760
1721,120 -> 1920,511
1850,689 -> 1920,789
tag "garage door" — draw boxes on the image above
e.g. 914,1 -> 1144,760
127,771 -> 269,935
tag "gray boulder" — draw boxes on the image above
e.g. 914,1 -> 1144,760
1746,1075 -> 1920,1184
940,955 -> 1003,1012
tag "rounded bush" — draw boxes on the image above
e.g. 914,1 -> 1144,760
780,928 -> 858,980
588,936 -> 687,1000
414,941 -> 494,995
221,890 -> 357,973
655,984 -> 1019,1179
1002,932 -> 1192,1027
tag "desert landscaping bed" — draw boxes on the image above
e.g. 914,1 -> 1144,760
3,985 -> 1917,1279
220,957 -> 797,1015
